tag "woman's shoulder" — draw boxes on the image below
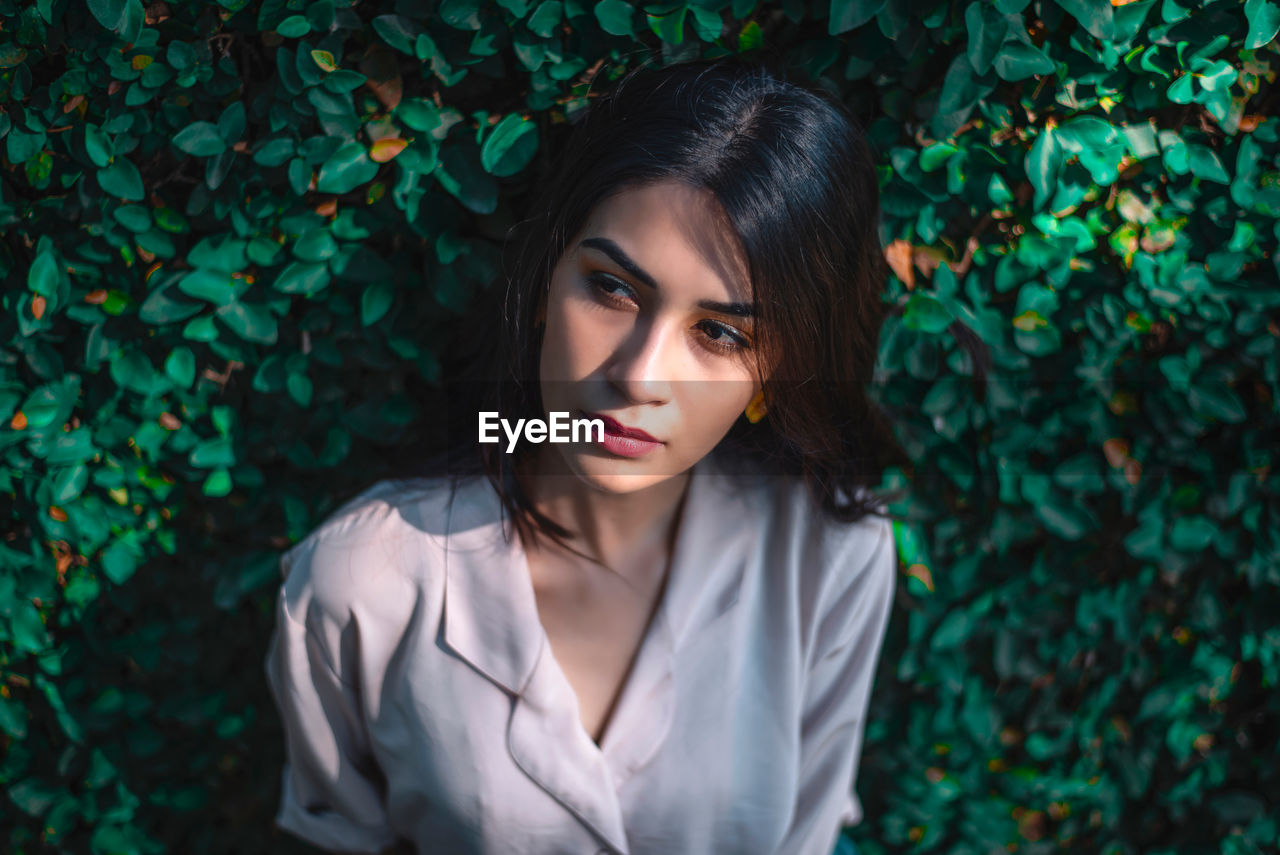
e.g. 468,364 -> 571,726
718,455 -> 893,570
277,474 -> 466,621
717,458 -> 896,621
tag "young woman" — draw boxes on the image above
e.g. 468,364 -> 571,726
266,56 -> 909,855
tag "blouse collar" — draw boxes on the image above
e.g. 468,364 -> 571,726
440,451 -> 758,698
438,453 -> 762,853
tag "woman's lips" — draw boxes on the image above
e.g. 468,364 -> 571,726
580,411 -> 663,458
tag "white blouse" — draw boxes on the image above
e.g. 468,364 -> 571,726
264,451 -> 898,855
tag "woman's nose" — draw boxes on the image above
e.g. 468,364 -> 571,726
603,315 -> 677,405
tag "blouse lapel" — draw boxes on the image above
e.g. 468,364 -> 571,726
438,454 -> 759,855
441,476 -> 632,852
595,455 -> 755,783
440,476 -> 543,696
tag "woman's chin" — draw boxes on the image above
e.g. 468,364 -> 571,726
547,446 -> 687,496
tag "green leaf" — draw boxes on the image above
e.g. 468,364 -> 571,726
480,114 -> 538,177
1036,494 -> 1093,540
110,349 -> 169,396
935,52 -> 995,136
28,250 -> 59,297
97,159 -> 144,200
84,124 -> 113,167
178,269 -> 241,306
6,128 -> 45,165
217,300 -> 279,344
203,469 -> 233,497
165,347 -> 196,388
1169,515 -> 1217,551
113,205 -> 151,233
273,261 -> 331,296
1054,0 -> 1115,41
1198,59 -> 1236,92
139,282 -> 203,324
1025,126 -> 1062,210
964,4 -> 1007,76
930,608 -> 971,650
993,42 -> 1056,80
647,6 -> 686,43
829,0 -> 885,34
1188,145 -> 1230,183
919,143 -> 958,172
86,0 -> 127,29
902,293 -> 953,333
988,173 -> 1013,205
594,0 -> 634,36
0,697 -> 28,740
1245,0 -> 1280,49
183,315 -> 219,340
287,157 -> 312,196
253,137 -> 295,167
217,102 -> 246,145
189,436 -> 236,468
293,229 -> 338,262
528,0 -> 562,37
9,601 -> 48,654
101,538 -> 141,584
1187,380 -> 1246,422
173,121 -> 227,157
361,281 -> 394,326
52,464 -> 90,503
287,369 -> 314,406
1167,73 -> 1194,104
738,20 -> 762,50
440,0 -> 481,28
372,14 -> 421,54
397,99 -> 442,132
316,142 -> 379,194
277,14 -> 310,36
436,142 -> 498,214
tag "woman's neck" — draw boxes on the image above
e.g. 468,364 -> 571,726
520,450 -> 692,579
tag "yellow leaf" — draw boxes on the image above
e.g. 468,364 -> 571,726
131,55 -> 153,70
369,137 -> 408,163
1012,310 -> 1047,331
884,239 -> 915,290
905,563 -> 934,593
311,49 -> 337,72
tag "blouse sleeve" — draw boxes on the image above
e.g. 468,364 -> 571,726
773,516 -> 898,855
264,538 -> 401,854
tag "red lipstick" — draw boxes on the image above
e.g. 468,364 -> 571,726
580,411 -> 663,458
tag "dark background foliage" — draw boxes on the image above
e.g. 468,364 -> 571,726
1,0 -> 1277,852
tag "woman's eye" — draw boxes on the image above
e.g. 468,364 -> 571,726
697,320 -> 751,355
586,273 -> 637,306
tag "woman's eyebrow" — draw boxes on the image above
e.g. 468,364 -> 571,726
579,236 -> 755,318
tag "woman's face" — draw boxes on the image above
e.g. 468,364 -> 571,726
537,180 -> 765,495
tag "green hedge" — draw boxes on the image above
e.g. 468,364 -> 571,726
2,0 -> 1278,852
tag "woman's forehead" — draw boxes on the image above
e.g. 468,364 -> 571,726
575,181 -> 752,304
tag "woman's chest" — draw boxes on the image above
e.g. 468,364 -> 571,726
370,584 -> 805,854
530,576 -> 665,745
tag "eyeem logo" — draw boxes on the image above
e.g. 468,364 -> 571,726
479,411 -> 605,453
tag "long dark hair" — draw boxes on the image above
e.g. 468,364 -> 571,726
438,55 -> 924,550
